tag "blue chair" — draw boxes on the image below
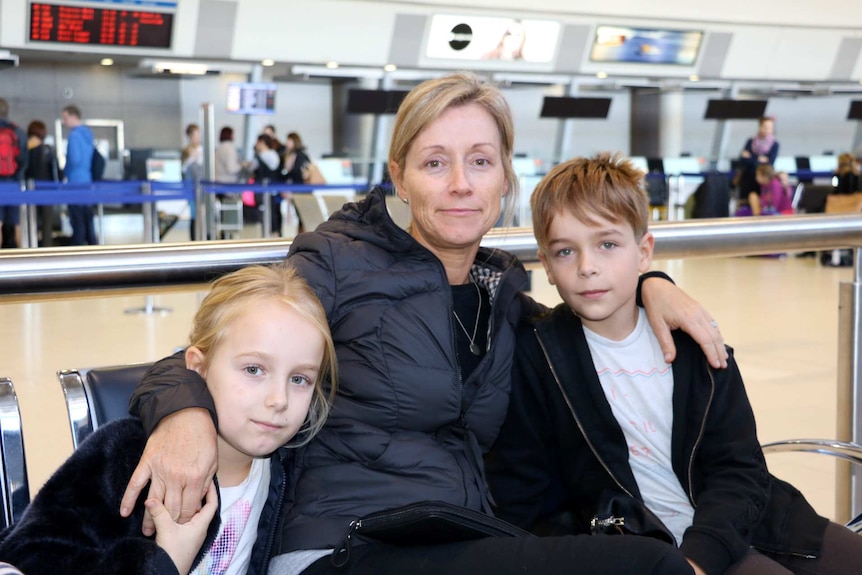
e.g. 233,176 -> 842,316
0,378 -> 30,529
58,363 -> 152,450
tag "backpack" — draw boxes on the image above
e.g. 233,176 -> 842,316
91,145 -> 106,181
0,124 -> 19,177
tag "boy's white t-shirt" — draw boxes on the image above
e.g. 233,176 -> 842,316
191,456 -> 270,575
583,308 -> 695,546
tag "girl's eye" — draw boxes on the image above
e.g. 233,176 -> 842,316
290,374 -> 312,387
245,365 -> 263,376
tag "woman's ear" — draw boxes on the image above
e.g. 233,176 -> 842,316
185,346 -> 206,376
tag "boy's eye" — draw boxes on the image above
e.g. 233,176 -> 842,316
555,248 -> 573,257
600,241 -> 617,250
245,365 -> 263,376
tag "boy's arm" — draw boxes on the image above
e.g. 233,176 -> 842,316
679,350 -> 771,575
0,419 -> 182,575
487,327 -> 555,530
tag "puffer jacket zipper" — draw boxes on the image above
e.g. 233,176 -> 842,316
686,366 -> 714,507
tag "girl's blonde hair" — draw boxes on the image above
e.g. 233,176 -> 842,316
388,71 -> 519,226
188,264 -> 337,446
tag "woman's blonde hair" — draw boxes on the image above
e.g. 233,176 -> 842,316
188,264 -> 337,446
388,72 -> 519,226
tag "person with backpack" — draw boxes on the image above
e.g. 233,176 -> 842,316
0,98 -> 29,249
61,104 -> 97,245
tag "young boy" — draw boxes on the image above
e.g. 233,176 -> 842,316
488,153 -> 861,575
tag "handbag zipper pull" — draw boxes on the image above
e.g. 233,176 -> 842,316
590,516 -> 626,531
332,519 -> 359,567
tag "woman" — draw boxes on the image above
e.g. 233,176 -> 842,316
736,116 -> 779,212
250,133 -> 285,236
122,73 -> 726,575
24,120 -> 60,247
214,126 -> 242,184
280,132 -> 312,186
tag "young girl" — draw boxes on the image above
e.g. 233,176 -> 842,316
0,264 -> 337,575
752,164 -> 793,216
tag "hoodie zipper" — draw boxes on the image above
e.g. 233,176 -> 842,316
687,366 -> 714,506
535,330 -> 634,498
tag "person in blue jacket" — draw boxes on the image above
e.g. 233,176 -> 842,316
0,264 -> 338,575
61,105 -> 97,245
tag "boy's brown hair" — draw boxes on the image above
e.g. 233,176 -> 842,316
531,152 -> 649,255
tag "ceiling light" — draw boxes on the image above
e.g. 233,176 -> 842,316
596,72 -> 608,79
152,61 -> 209,75
100,58 -> 114,66
689,74 -> 699,82
383,64 -> 397,72
325,61 -> 339,69
261,59 -> 275,67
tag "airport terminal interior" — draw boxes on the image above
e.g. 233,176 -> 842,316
3,0 -> 862,550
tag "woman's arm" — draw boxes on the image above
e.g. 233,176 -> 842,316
639,272 -> 728,368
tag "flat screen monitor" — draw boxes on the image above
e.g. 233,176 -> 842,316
848,101 -> 862,120
704,99 -> 768,120
226,82 -> 277,115
346,89 -> 410,115
590,25 -> 703,66
425,14 -> 560,63
540,97 -> 611,119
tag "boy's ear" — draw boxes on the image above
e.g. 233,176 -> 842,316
537,249 -> 556,286
638,232 -> 655,273
185,346 -> 205,376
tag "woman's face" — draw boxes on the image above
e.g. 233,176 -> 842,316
758,119 -> 774,138
390,103 -> 507,260
286,137 -> 296,153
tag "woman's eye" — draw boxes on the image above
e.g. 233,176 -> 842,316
474,158 -> 489,166
426,160 -> 441,168
245,365 -> 263,376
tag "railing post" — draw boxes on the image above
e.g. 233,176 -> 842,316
141,181 -> 155,244
261,180 -> 272,238
837,246 -> 862,523
22,179 -> 37,248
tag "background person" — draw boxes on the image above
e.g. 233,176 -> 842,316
61,105 -> 97,245
735,116 -> 779,211
0,98 -> 28,249
24,120 -> 60,247
122,72 -> 725,575
181,123 -> 203,241
214,126 -> 242,184
249,133 -> 285,236
0,264 -> 337,575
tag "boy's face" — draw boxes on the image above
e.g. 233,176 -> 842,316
539,209 -> 654,341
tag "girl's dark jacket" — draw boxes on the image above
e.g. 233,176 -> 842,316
130,188 -> 537,553
0,418 -> 295,575
487,305 -> 827,575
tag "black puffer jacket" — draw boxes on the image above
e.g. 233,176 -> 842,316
131,188 -> 536,552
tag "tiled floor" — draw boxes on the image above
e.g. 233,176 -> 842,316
0,246 -> 856,524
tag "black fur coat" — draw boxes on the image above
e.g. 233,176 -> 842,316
0,418 -> 219,575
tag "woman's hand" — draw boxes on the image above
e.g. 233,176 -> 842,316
148,482 -> 219,575
740,150 -> 751,159
641,277 -> 728,369
686,558 -> 707,575
120,408 -> 218,536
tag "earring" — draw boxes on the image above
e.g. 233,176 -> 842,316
401,196 -> 409,205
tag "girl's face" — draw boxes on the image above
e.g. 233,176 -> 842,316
389,103 -> 508,262
186,297 -> 324,473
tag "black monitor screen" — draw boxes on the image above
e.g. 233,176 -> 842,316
347,89 -> 410,115
540,97 -> 612,119
848,101 -> 862,120
704,99 -> 767,120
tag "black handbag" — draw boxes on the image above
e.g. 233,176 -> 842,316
332,500 -> 532,567
590,492 -> 676,545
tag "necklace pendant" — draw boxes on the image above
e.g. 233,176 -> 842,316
469,342 -> 482,356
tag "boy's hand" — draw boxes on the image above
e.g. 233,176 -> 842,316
147,482 -> 219,575
641,277 -> 728,369
120,408 -> 218,536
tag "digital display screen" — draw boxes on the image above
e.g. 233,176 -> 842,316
539,97 -> 612,119
425,15 -> 560,63
848,101 -> 862,120
29,3 -> 173,48
346,90 -> 410,115
590,25 -> 703,66
226,83 -> 277,116
704,99 -> 768,120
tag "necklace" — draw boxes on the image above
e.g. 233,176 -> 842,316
452,278 -> 483,356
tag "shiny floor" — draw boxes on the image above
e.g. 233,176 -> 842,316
0,241 -> 856,523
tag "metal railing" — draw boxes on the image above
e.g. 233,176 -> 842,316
1,213 -> 861,521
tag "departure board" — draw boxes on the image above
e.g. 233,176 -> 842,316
29,3 -> 174,48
